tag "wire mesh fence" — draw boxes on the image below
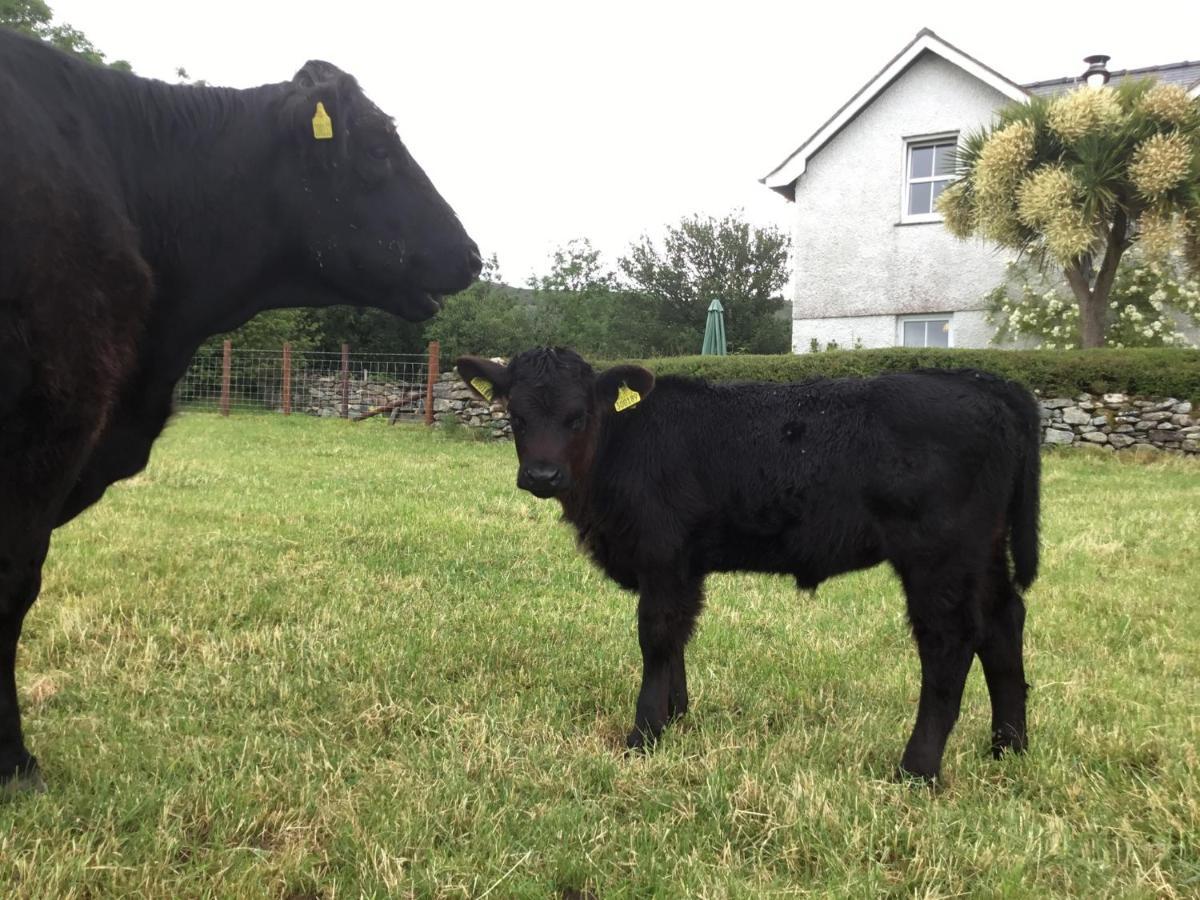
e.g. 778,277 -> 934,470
174,342 -> 440,422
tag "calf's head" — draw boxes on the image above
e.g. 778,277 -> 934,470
277,61 -> 482,320
456,349 -> 655,499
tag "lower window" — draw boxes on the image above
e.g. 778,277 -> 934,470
900,317 -> 951,348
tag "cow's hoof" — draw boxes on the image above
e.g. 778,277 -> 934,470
0,755 -> 46,797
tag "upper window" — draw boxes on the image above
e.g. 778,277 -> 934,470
900,316 -> 951,348
904,137 -> 956,221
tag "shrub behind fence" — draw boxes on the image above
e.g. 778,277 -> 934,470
175,341 -> 441,422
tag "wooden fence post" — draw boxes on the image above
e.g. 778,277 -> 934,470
340,342 -> 350,419
425,340 -> 440,426
220,339 -> 232,417
282,342 -> 292,415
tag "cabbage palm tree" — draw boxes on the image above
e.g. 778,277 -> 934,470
939,81 -> 1200,347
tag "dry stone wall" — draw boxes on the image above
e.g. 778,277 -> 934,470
1038,393 -> 1196,456
300,374 -> 426,418
431,372 -> 512,438
431,371 -> 1198,456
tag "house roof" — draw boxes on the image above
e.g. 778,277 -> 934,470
760,29 -> 1028,200
1023,59 -> 1200,97
761,30 -> 1200,201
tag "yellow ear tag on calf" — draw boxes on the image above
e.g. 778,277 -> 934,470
614,382 -> 641,412
312,102 -> 333,140
470,377 -> 494,402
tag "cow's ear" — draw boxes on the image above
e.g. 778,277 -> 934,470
284,61 -> 352,151
456,356 -> 510,403
292,60 -> 346,91
595,365 -> 655,414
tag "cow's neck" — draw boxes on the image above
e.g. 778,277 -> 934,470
85,72 -> 292,367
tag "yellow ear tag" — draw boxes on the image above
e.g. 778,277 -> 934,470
470,377 -> 494,402
614,382 -> 641,412
312,102 -> 333,140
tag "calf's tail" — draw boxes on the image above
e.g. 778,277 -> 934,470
1006,383 -> 1041,590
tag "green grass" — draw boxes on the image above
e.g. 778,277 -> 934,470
3,414 -> 1198,898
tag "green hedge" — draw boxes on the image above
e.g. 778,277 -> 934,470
612,348 -> 1200,400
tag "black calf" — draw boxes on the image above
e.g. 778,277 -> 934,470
458,348 -> 1041,781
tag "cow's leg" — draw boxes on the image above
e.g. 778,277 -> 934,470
977,555 -> 1028,758
0,528 -> 50,791
626,571 -> 703,751
898,564 -> 980,782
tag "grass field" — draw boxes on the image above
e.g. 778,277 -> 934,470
2,414 -> 1198,898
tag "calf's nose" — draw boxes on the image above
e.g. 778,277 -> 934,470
519,462 -> 565,496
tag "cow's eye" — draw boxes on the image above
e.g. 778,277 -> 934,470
567,413 -> 587,432
510,414 -> 525,431
367,144 -> 389,161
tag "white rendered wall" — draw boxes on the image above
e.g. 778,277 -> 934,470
789,51 -> 1013,349
791,309 -> 997,352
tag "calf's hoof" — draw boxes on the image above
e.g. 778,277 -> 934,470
624,726 -> 660,754
894,754 -> 941,786
0,754 -> 46,797
989,727 -> 1028,760
893,766 -> 940,788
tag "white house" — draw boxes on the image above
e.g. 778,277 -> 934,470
761,29 -> 1200,352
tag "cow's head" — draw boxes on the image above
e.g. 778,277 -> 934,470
279,61 -> 481,320
456,348 -> 655,499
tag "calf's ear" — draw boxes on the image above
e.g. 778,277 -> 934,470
595,365 -> 655,414
456,356 -> 511,403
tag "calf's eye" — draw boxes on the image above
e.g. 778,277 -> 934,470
510,414 -> 525,430
367,144 -> 389,160
567,414 -> 587,432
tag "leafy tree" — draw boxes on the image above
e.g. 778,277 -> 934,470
534,238 -> 616,294
426,255 -> 531,361
1,0 -> 132,69
202,309 -> 322,353
305,306 -> 428,355
939,81 -> 1200,347
523,239 -> 668,358
618,212 -> 791,354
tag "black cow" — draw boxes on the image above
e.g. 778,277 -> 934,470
0,27 -> 481,790
457,348 -> 1041,782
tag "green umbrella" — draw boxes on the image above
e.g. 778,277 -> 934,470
701,298 -> 727,355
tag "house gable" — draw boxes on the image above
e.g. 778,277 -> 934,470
788,52 -> 1016,327
761,28 -> 1028,200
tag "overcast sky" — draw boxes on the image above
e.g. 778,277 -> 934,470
51,0 -> 1198,284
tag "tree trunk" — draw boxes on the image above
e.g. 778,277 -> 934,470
1063,211 -> 1129,349
1064,264 -> 1104,349
1079,288 -> 1107,349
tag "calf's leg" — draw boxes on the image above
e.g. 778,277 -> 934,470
667,650 -> 688,721
977,555 -> 1029,758
898,564 -> 980,782
626,571 -> 703,751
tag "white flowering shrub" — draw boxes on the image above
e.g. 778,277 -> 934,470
987,253 -> 1200,349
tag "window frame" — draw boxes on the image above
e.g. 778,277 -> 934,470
898,314 -> 954,348
900,133 -> 958,224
